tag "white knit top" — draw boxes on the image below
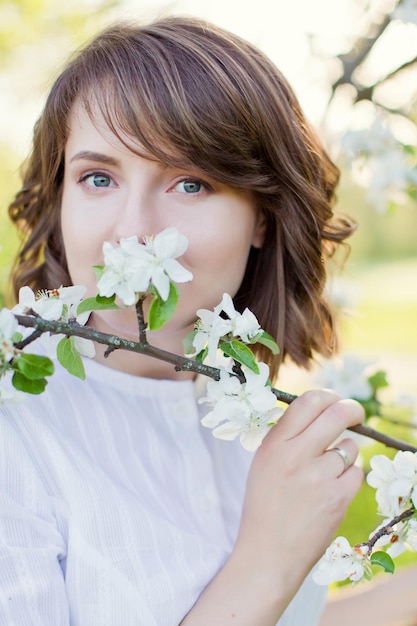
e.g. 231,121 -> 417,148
0,357 -> 326,625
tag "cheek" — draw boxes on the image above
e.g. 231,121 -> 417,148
61,216 -> 101,290
187,229 -> 253,299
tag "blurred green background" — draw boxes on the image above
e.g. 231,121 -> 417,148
0,0 -> 417,592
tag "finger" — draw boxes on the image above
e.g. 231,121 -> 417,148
302,399 -> 365,456
336,464 -> 364,501
276,389 -> 341,439
321,438 -> 360,477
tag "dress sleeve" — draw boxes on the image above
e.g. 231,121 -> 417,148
0,413 -> 70,626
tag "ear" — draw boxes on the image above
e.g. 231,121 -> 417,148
251,212 -> 266,249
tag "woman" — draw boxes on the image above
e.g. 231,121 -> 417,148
1,16 -> 365,625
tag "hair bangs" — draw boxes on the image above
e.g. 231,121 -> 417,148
69,22 -> 272,190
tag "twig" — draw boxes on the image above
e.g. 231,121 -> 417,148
135,296 -> 148,346
350,424 -> 417,453
14,328 -> 43,349
360,507 -> 415,551
377,413 -> 417,431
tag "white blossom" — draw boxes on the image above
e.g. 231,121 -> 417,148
15,284 -> 95,360
313,536 -> 368,585
13,285 -> 89,323
43,286 -> 95,359
366,150 -> 417,211
97,239 -> 150,306
98,228 -> 193,305
188,292 -> 261,361
314,353 -> 374,400
14,286 -> 63,321
0,308 -> 18,365
367,451 -> 417,517
341,114 -> 417,211
189,309 -> 232,362
218,293 -> 261,342
342,116 -> 397,157
139,227 -> 193,300
199,362 -> 283,451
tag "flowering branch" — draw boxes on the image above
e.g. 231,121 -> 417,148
2,226 -> 417,584
13,313 -> 221,380
10,312 -> 417,454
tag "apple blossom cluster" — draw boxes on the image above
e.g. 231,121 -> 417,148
97,226 -> 193,306
314,450 -> 417,586
314,353 -> 390,423
312,537 -> 371,585
341,114 -> 417,212
314,353 -> 376,401
14,285 -> 95,359
0,285 -> 95,398
199,362 -> 283,451
367,451 -> 417,518
183,292 -> 281,449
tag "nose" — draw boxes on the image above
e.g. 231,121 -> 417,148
113,190 -> 157,245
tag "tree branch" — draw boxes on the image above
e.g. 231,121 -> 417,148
332,14 -> 391,94
355,54 -> 417,104
13,313 -> 417,453
14,314 -> 221,380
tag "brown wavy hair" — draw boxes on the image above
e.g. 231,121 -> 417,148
8,16 -> 356,379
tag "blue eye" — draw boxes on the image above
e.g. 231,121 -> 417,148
80,172 -> 115,188
90,174 -> 111,187
182,180 -> 202,193
175,179 -> 207,194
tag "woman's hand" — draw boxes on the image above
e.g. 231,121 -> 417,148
236,389 -> 365,607
182,389 -> 364,625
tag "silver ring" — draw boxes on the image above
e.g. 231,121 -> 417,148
330,446 -> 351,473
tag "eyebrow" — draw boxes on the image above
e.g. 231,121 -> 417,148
69,151 -> 120,166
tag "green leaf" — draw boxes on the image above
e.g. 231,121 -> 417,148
194,347 -> 208,364
183,330 -> 196,356
368,370 -> 389,393
77,295 -> 119,316
148,283 -> 179,331
92,265 -> 104,280
12,331 -> 23,344
371,551 -> 395,574
254,331 -> 280,355
57,337 -> 86,380
220,340 -> 259,374
12,371 -> 47,394
12,353 -> 54,380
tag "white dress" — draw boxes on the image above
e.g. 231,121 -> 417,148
0,357 -> 326,625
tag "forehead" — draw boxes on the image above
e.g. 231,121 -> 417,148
65,100 -> 147,159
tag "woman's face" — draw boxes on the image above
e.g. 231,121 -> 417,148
61,102 -> 265,347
